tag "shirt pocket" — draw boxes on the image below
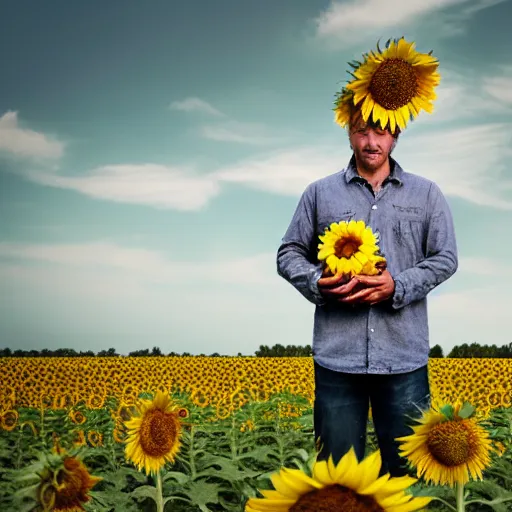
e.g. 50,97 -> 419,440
317,209 -> 356,235
391,205 -> 425,263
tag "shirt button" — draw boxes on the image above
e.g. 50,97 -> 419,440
371,205 -> 377,210
370,328 -> 375,332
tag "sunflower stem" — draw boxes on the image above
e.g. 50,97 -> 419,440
156,470 -> 164,512
456,482 -> 465,512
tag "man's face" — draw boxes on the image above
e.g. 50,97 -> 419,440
348,115 -> 396,172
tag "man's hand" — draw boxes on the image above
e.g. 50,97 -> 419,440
338,270 -> 395,306
317,273 -> 362,301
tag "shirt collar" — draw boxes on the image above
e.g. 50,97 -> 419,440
344,154 -> 404,185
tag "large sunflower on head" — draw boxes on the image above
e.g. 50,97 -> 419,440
396,401 -> 495,487
124,390 -> 183,475
334,37 -> 440,134
246,447 -> 432,512
318,219 -> 386,278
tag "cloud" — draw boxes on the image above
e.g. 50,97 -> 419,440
212,121 -> 512,210
19,118 -> 512,212
457,257 -> 512,277
28,163 -> 221,211
313,0 -> 508,46
397,122 -> 512,209
429,284 -> 512,353
0,242 -> 278,287
482,66 -> 512,105
411,68 -> 509,125
199,120 -> 294,145
213,144 -> 347,196
0,111 -> 64,160
1,244 -> 510,356
169,97 -> 225,117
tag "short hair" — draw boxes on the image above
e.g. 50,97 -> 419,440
348,106 -> 401,139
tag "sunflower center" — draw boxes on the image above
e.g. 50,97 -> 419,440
53,458 -> 91,508
334,236 -> 360,259
139,409 -> 179,457
369,58 -> 417,110
289,484 -> 384,512
427,419 -> 476,466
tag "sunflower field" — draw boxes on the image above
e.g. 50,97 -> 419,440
1,356 -> 512,511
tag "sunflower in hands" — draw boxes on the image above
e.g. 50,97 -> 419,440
316,219 -> 394,306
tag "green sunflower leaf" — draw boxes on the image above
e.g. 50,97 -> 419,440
457,402 -> 476,419
439,404 -> 454,421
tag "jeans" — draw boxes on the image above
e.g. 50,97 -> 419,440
313,361 -> 431,477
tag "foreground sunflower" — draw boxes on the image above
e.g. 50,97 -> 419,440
124,390 -> 183,475
397,401 -> 494,487
246,447 -> 431,512
334,37 -> 440,133
15,444 -> 101,512
318,219 -> 386,278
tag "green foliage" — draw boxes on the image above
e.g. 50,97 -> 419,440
429,344 -> 444,358
1,395 -> 511,511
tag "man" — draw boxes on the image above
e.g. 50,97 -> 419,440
276,37 -> 458,477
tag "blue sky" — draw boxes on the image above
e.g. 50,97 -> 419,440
1,0 -> 511,356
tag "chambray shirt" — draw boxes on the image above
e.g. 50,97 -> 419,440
276,155 -> 458,374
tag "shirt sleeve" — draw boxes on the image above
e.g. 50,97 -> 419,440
276,183 -> 327,306
391,182 -> 458,309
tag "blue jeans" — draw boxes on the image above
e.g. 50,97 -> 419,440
313,361 -> 430,477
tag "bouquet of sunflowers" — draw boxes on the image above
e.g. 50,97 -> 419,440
318,219 -> 386,282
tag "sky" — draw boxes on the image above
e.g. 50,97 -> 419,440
1,0 -> 512,357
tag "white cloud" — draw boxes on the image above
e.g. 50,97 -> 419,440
313,0 -> 508,46
213,144 -> 348,196
1,245 -> 510,356
0,111 -> 64,160
458,256 -> 512,277
482,66 -> 512,105
0,242 -> 278,287
169,97 -> 225,117
397,122 -> 512,209
20,119 -> 512,212
199,120 -> 291,145
0,242 -> 289,355
429,284 -> 512,354
411,68 -> 508,125
0,258 -> 307,356
212,121 -> 512,210
28,163 -> 221,211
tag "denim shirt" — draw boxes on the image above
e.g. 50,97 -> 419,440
276,155 -> 458,374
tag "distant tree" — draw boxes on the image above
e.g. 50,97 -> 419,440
151,346 -> 162,356
429,344 -> 444,358
0,348 -> 12,357
210,352 -> 220,357
255,344 -> 312,357
128,349 -> 150,357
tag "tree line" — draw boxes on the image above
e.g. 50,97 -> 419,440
0,342 -> 511,358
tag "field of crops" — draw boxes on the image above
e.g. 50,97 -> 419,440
1,356 -> 511,511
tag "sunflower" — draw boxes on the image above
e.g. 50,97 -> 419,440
318,219 -> 386,277
396,401 -> 494,487
34,450 -> 101,512
124,390 -> 182,475
246,447 -> 431,512
334,37 -> 440,134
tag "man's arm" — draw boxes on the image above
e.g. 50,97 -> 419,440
391,182 -> 458,309
276,183 -> 327,306
342,182 -> 458,308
